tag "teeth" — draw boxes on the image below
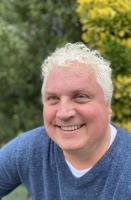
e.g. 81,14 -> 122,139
59,125 -> 82,131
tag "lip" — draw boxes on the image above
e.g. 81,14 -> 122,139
54,124 -> 85,132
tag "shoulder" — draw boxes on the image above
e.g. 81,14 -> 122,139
114,125 -> 131,146
17,126 -> 49,145
115,125 -> 131,142
110,124 -> 131,161
16,126 -> 51,155
0,126 -> 51,164
0,127 -> 53,195
115,126 -> 131,183
113,125 -> 131,163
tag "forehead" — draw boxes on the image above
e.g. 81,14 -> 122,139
44,62 -> 101,94
49,61 -> 94,77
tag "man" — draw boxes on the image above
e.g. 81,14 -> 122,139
0,42 -> 131,200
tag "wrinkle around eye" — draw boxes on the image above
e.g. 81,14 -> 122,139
74,95 -> 91,103
46,96 -> 60,105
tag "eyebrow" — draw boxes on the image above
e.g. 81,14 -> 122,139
45,91 -> 57,95
72,89 -> 86,94
45,89 -> 89,96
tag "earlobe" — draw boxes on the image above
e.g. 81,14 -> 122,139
108,107 -> 113,121
109,107 -> 112,114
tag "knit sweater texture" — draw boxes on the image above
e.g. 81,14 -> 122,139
0,125 -> 131,200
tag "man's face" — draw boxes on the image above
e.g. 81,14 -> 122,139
43,62 -> 111,156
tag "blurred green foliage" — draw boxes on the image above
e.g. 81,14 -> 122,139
0,0 -> 81,145
3,185 -> 27,200
1,0 -> 130,146
77,0 -> 131,131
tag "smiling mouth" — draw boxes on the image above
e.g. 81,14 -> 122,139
55,124 -> 85,131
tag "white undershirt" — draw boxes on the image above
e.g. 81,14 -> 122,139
66,124 -> 117,178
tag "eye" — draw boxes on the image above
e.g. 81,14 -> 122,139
46,96 -> 60,105
74,94 -> 90,103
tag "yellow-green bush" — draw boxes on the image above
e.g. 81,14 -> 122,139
112,75 -> 131,131
77,0 -> 131,49
77,0 -> 131,131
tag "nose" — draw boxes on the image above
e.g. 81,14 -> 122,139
56,99 -> 76,121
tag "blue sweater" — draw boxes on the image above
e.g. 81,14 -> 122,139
0,126 -> 131,200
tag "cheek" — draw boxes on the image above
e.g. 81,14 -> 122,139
81,104 -> 109,121
43,105 -> 56,124
81,105 -> 98,117
43,107 -> 50,123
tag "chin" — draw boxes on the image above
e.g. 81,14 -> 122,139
58,141 -> 85,152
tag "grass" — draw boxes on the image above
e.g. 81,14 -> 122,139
3,185 -> 27,200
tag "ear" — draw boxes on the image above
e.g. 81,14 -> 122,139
109,107 -> 112,115
108,106 -> 113,122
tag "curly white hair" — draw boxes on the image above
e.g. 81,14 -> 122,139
41,42 -> 113,103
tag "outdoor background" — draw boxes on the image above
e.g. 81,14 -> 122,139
0,0 -> 131,199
